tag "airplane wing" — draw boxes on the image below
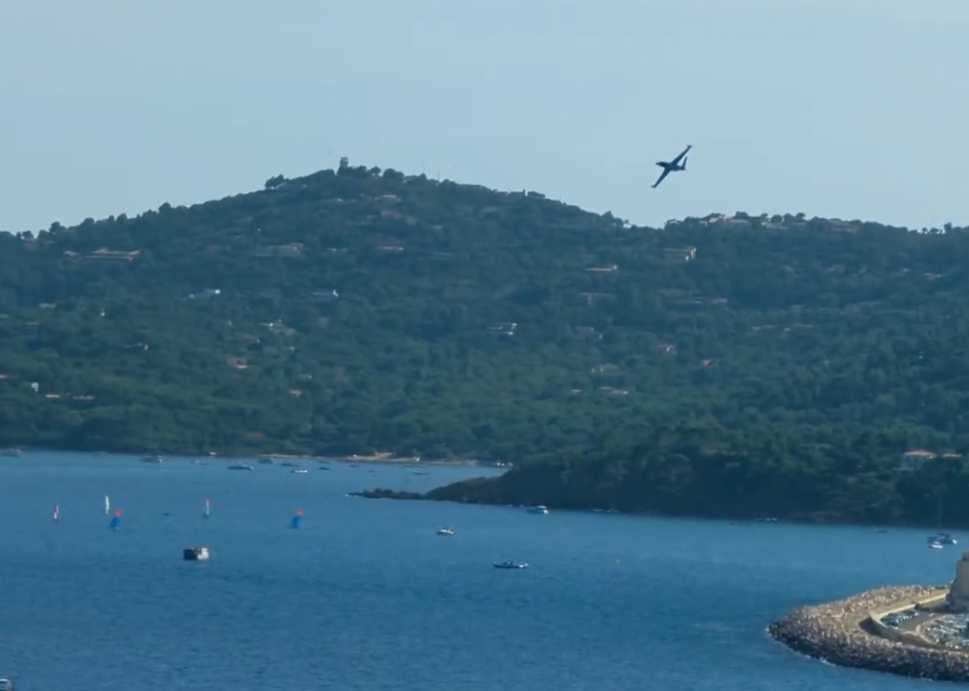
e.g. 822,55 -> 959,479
651,167 -> 671,188
671,145 -> 692,167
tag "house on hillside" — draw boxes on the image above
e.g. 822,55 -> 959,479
586,264 -> 619,273
662,247 -> 696,263
898,449 -> 939,472
578,292 -> 615,306
85,248 -> 142,263
252,243 -> 304,258
487,322 -> 517,336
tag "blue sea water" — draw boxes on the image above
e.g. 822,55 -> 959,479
0,451 -> 958,690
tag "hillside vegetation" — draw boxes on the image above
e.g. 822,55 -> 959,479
3,162 -> 969,523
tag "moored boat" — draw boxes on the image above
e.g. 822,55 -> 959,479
227,464 -> 255,471
183,546 -> 211,561
526,505 -> 549,515
436,528 -> 455,536
929,532 -> 957,545
493,560 -> 528,569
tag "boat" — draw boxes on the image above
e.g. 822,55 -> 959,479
203,498 -> 212,519
109,510 -> 122,530
436,528 -> 456,536
0,676 -> 14,690
929,540 -> 945,550
526,505 -> 549,515
291,468 -> 309,474
183,546 -> 211,561
52,504 -> 60,522
0,448 -> 23,458
493,561 -> 528,569
141,455 -> 164,464
290,509 -> 304,529
929,532 -> 958,545
104,495 -> 111,516
227,464 -> 255,471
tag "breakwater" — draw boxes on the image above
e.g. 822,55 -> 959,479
769,586 -> 969,681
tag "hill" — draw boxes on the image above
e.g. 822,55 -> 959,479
3,161 -> 969,524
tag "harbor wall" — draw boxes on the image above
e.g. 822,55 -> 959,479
769,586 -> 969,682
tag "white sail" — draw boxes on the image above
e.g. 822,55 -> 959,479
203,497 -> 211,518
104,495 -> 110,515
53,504 -> 60,521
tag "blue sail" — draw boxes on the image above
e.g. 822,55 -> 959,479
290,510 -> 303,529
109,511 -> 122,530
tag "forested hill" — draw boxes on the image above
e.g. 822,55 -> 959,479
3,162 -> 969,523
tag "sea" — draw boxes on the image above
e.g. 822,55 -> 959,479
0,450 -> 957,690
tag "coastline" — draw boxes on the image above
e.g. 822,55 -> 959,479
769,586 -> 969,681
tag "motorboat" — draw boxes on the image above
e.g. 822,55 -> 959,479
929,532 -> 958,545
142,455 -> 164,464
526,505 -> 549,515
227,464 -> 255,471
494,561 -> 528,569
183,546 -> 211,561
0,676 -> 14,690
0,448 -> 23,458
436,528 -> 456,536
291,468 -> 309,474
929,540 -> 945,550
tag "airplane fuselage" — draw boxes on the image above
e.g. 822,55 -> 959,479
656,160 -> 685,172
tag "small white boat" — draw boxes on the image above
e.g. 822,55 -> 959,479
104,495 -> 111,516
203,498 -> 212,519
291,468 -> 309,474
183,546 -> 211,561
929,532 -> 957,545
142,455 -> 164,464
526,505 -> 549,515
436,528 -> 456,536
929,540 -> 945,550
52,504 -> 61,522
227,464 -> 255,471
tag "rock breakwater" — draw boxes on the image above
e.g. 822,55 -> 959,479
770,586 -> 969,681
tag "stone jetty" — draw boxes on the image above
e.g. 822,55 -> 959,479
769,585 -> 969,681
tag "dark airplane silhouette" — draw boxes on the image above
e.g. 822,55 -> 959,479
652,145 -> 692,188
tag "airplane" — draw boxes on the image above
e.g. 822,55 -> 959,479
652,145 -> 692,188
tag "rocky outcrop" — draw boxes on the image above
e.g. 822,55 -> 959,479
770,586 -> 969,681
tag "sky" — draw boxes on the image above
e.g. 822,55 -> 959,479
1,0 -> 967,233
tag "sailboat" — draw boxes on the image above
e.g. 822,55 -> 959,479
290,509 -> 304,529
52,504 -> 61,522
109,510 -> 122,530
104,495 -> 111,516
203,497 -> 212,519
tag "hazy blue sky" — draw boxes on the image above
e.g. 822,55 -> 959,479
2,1 -> 967,232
